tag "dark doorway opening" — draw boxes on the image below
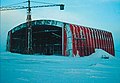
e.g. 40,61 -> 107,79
32,25 -> 62,55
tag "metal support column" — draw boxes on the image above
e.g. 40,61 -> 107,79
27,0 -> 33,54
62,24 -> 65,55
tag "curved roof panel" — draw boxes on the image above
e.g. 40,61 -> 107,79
11,20 -> 65,33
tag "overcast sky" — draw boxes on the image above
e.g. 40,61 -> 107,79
0,0 -> 120,56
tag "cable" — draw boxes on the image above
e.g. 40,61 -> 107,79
1,1 -> 27,7
31,1 -> 56,5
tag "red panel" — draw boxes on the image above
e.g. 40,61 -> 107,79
97,30 -> 99,48
75,25 -> 81,56
88,28 -> 94,54
90,29 -> 95,52
70,24 -> 77,56
82,27 -> 86,56
106,32 -> 109,53
109,32 -> 114,56
89,28 -> 95,53
107,32 -> 109,53
109,33 -> 111,54
98,30 -> 101,48
109,33 -> 112,55
105,32 -> 108,52
95,29 -> 99,48
93,29 -> 97,48
107,32 -> 110,54
77,26 -> 83,56
93,30 -> 96,48
108,32 -> 112,55
82,27 -> 88,56
85,28 -> 90,55
101,31 -> 104,49
98,30 -> 101,49
103,31 -> 106,51
64,28 -> 67,56
100,31 -> 102,48
110,33 -> 115,56
103,31 -> 105,50
87,28 -> 94,55
100,31 -> 102,49
73,25 -> 78,56
79,26 -> 85,56
107,33 -> 110,54
85,27 -> 90,55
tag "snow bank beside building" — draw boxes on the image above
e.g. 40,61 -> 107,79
89,49 -> 114,59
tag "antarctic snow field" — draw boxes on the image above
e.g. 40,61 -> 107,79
0,49 -> 120,83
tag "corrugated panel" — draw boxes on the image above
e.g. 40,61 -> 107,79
109,33 -> 112,55
70,24 -> 76,56
110,33 -> 115,56
63,27 -> 67,56
72,25 -> 77,56
74,25 -> 80,56
88,28 -> 94,54
69,24 -> 115,56
108,32 -> 111,55
84,27 -> 89,56
87,27 -> 92,55
80,26 -> 85,56
77,26 -> 81,56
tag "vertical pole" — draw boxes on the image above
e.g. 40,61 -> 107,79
62,24 -> 64,55
27,0 -> 33,54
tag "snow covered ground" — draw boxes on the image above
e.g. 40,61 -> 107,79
0,49 -> 120,83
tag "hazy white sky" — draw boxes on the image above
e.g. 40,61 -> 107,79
0,0 -> 120,56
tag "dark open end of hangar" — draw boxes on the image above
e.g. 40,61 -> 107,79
32,25 -> 62,55
9,24 -> 62,55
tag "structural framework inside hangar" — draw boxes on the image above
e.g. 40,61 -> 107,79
6,20 -> 115,56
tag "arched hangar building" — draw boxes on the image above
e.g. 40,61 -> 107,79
6,20 -> 115,56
